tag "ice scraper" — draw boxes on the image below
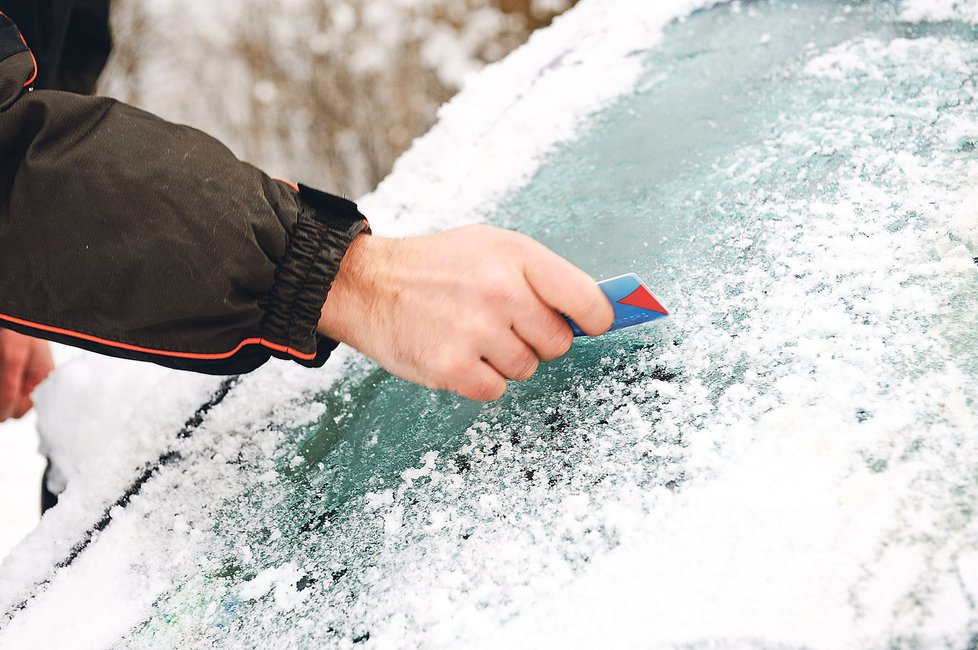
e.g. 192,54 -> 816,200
566,273 -> 669,337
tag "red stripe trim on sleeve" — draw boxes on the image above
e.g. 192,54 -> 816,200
273,178 -> 300,192
0,312 -> 318,362
0,10 -> 39,88
21,41 -> 36,87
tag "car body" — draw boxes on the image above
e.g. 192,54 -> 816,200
2,0 -> 977,647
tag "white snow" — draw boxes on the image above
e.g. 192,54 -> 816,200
2,0 -> 978,648
358,0 -> 713,235
1,0 -> 713,642
0,344 -> 84,563
0,415 -> 45,560
238,563 -> 308,611
474,32 -> 978,650
899,0 -> 978,22
99,0 -> 576,198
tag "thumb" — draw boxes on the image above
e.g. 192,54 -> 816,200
522,243 -> 613,336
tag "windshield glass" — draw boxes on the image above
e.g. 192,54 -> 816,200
3,1 -> 977,648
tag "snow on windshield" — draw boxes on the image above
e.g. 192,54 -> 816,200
3,0 -> 978,648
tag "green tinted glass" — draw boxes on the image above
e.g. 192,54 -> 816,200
125,2 -> 978,647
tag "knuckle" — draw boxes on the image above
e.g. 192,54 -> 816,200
427,353 -> 461,388
580,296 -> 613,332
438,356 -> 468,383
461,223 -> 501,247
547,327 -> 574,359
578,296 -> 600,319
0,346 -> 19,365
424,373 -> 448,392
510,351 -> 539,381
450,359 -> 473,382
471,378 -> 505,402
467,386 -> 490,402
455,371 -> 505,401
498,228 -> 531,250
27,366 -> 52,386
478,274 -> 518,306
460,321 -> 492,346
13,400 -> 31,419
0,387 -> 18,405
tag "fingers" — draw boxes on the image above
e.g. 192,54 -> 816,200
0,334 -> 54,421
336,226 -> 605,404
521,241 -> 613,336
12,395 -> 33,420
484,331 -> 540,382
441,335 -> 534,402
24,341 -> 55,394
450,361 -> 507,402
14,352 -> 47,419
0,341 -> 28,422
511,293 -> 574,362
433,329 -> 540,402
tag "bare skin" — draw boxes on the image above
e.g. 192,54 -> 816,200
0,226 -> 610,416
319,224 -> 614,402
0,329 -> 54,421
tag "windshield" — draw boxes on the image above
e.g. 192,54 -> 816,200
3,1 -> 977,648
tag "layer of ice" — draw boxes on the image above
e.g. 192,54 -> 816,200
2,0 -> 978,648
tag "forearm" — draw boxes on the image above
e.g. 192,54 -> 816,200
0,11 -> 612,399
0,13 -> 363,374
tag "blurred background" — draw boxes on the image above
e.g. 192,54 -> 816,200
101,0 -> 578,198
0,0 -> 577,562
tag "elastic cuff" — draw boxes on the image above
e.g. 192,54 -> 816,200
260,186 -> 368,366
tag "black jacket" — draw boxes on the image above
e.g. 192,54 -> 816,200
1,0 -> 111,94
0,5 -> 368,374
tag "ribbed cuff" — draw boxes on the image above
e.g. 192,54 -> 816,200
261,186 -> 368,366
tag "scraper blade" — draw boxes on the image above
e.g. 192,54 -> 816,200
567,273 -> 669,337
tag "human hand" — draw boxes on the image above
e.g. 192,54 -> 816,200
0,329 -> 55,421
318,225 -> 613,401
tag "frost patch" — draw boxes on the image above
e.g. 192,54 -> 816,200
238,563 -> 308,611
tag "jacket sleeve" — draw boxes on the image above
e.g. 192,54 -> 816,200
0,12 -> 367,375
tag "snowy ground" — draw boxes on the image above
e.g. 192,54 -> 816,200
0,416 -> 45,561
0,345 -> 82,562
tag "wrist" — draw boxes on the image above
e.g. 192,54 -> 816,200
317,233 -> 380,345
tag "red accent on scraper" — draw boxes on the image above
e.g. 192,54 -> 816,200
618,286 -> 669,315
